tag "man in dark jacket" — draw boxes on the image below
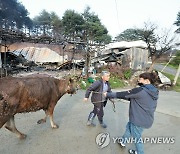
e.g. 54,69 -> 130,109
105,72 -> 159,154
84,71 -> 111,128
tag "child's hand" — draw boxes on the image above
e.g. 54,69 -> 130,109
104,92 -> 107,97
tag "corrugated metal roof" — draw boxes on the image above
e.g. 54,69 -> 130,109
13,47 -> 68,63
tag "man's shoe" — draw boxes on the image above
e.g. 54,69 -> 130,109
118,141 -> 126,148
99,121 -> 107,128
128,149 -> 137,154
86,120 -> 96,127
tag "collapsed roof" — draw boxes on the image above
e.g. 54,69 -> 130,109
102,40 -> 147,55
12,47 -> 67,64
105,40 -> 147,50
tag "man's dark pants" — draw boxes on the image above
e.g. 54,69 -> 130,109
88,102 -> 105,123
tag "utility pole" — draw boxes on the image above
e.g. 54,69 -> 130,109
72,46 -> 76,75
85,40 -> 90,78
173,64 -> 180,86
4,40 -> 7,77
161,55 -> 175,73
62,42 -> 67,64
0,39 -> 2,78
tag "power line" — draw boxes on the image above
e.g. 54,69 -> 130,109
114,0 -> 121,35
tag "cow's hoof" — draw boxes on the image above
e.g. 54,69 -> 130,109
37,119 -> 46,124
19,134 -> 27,140
52,124 -> 59,129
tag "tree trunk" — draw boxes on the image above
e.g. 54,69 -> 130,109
147,55 -> 158,72
147,60 -> 156,72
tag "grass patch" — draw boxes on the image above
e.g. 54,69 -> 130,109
161,72 -> 180,92
109,76 -> 126,89
161,63 -> 179,69
167,64 -> 179,69
123,69 -> 132,80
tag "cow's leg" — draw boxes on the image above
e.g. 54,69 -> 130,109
4,116 -> 27,139
49,114 -> 59,129
37,110 -> 48,124
48,105 -> 59,129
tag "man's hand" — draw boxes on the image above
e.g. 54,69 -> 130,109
83,98 -> 88,102
103,92 -> 107,97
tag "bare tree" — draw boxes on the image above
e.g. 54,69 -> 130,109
139,22 -> 176,72
116,22 -> 177,71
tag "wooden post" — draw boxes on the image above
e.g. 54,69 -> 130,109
0,39 -> 2,78
85,40 -> 90,78
4,41 -> 7,77
161,57 -> 173,73
173,64 -> 180,86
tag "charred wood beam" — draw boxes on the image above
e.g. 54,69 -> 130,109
0,28 -> 64,45
0,28 -> 104,47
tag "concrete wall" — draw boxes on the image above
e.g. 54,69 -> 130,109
125,47 -> 148,70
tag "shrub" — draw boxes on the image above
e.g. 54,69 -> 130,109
109,75 -> 126,89
123,69 -> 132,80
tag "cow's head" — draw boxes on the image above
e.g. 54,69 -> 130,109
66,77 -> 77,95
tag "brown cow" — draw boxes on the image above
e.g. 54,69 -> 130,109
0,75 -> 76,139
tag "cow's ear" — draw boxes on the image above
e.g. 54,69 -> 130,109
70,75 -> 80,82
0,93 -> 4,100
69,78 -> 74,83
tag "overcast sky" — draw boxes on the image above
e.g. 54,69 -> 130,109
20,0 -> 180,38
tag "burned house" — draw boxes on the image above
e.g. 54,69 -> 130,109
92,40 -> 149,70
0,46 -> 69,75
0,43 -> 87,76
0,50 -> 37,75
0,28 -> 86,75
